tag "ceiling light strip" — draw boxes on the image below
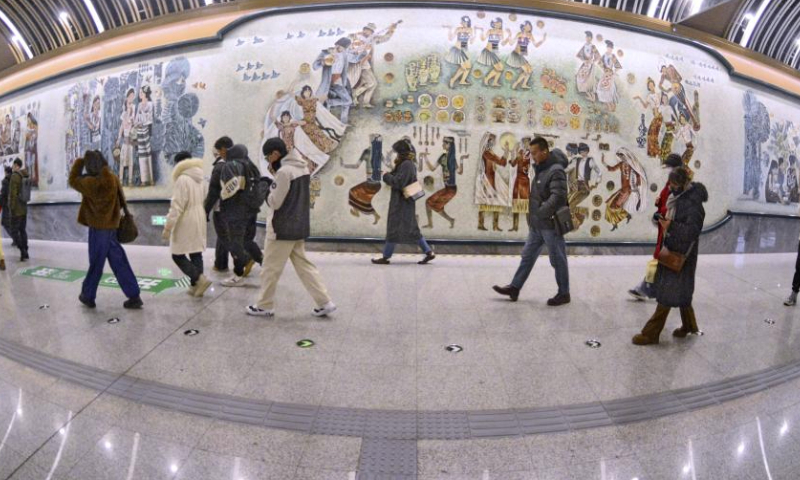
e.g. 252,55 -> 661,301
740,0 -> 773,47
0,7 -> 33,58
82,0 -> 105,33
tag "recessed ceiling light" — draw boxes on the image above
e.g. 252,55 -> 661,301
59,11 -> 69,21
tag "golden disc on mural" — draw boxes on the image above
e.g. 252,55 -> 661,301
299,63 -> 311,74
418,94 -> 433,109
592,195 -> 603,207
436,109 -> 450,123
473,69 -> 483,78
542,115 -> 554,128
395,97 -> 404,105
556,101 -> 568,115
556,117 -> 568,130
452,110 -> 466,123
569,103 -> 582,116
650,183 -> 659,192
606,181 -> 615,191
418,109 -> 432,122
592,210 -> 602,222
384,73 -> 395,84
406,94 -> 415,103
452,94 -> 466,110
403,110 -> 413,123
334,175 -> 345,186
591,225 -> 601,237
536,20 -> 545,29
477,10 -> 486,18
505,71 -> 514,81
384,111 -> 394,122
627,73 -> 636,84
542,101 -> 554,113
499,132 -> 518,152
384,52 -> 395,62
694,160 -> 701,169
435,94 -> 450,109
393,110 -> 403,122
617,49 -> 624,58
596,34 -> 603,42
509,13 -> 517,21
385,100 -> 394,108
570,117 -> 581,130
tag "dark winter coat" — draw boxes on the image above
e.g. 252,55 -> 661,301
0,175 -> 10,227
655,182 -> 708,308
8,169 -> 29,217
209,145 -> 256,220
383,159 -> 422,244
528,149 -> 569,231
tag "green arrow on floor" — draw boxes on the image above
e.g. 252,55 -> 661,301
296,339 -> 315,348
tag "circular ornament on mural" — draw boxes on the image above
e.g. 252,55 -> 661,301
555,101 -> 568,115
418,109 -> 432,123
403,110 -> 413,123
334,175 -> 345,186
596,34 -> 603,42
436,110 -> 450,123
499,132 -> 518,153
384,111 -> 394,123
452,95 -> 466,110
592,195 -> 603,207
424,176 -> 435,190
509,13 -> 517,21
418,94 -> 433,108
452,110 -> 466,124
617,50 -> 624,58
650,183 -> 659,192
395,97 -> 404,105
592,210 -> 602,221
473,69 -> 483,79
590,226 -> 601,237
627,73 -> 636,84
537,20 -> 545,29
393,110 -> 403,122
556,117 -> 568,130
406,94 -> 414,103
570,117 -> 581,130
569,103 -> 581,116
299,63 -> 311,74
477,11 -> 486,18
385,100 -> 394,108
606,181 -> 615,191
435,94 -> 450,109
505,71 -> 515,81
542,115 -> 554,128
384,52 -> 394,62
383,73 -> 395,84
694,160 -> 701,170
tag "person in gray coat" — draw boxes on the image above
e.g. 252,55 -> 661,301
372,139 -> 435,265
493,137 -> 571,306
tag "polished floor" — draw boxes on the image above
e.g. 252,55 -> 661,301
0,239 -> 800,479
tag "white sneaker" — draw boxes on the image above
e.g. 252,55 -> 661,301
784,291 -> 797,306
221,275 -> 245,287
193,275 -> 212,297
246,305 -> 274,317
312,301 -> 337,317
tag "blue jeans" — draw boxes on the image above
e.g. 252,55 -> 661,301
511,228 -> 569,295
81,228 -> 141,301
383,238 -> 432,259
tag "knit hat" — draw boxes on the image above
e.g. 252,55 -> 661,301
392,139 -> 412,155
664,153 -> 683,168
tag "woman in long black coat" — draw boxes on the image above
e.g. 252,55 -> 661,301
633,167 -> 708,345
372,139 -> 435,265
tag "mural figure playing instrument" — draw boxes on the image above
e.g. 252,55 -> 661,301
474,132 -> 510,232
423,136 -> 464,229
343,133 -> 388,224
443,16 -> 477,88
477,18 -> 510,88
508,137 -> 531,232
595,40 -> 622,112
602,147 -> 647,231
575,31 -> 600,101
506,20 -> 546,91
314,37 -> 367,125
566,142 -> 602,230
347,21 -> 401,108
134,85 -> 155,186
658,62 -> 700,131
117,88 -> 136,186
633,78 -> 669,159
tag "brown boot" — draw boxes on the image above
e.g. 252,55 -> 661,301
632,333 -> 659,345
672,327 -> 690,338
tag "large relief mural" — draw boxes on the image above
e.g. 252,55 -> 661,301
0,5 -> 789,240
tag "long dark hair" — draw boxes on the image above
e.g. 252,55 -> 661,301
84,150 -> 107,176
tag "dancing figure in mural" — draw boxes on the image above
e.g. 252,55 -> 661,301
595,40 -> 622,112
474,132 -> 509,231
477,18 -> 509,88
85,95 -> 102,151
676,114 -> 695,171
347,21 -> 401,108
134,85 -> 154,186
24,113 -> 38,188
506,20 -> 545,90
343,134 -> 387,224
602,147 -> 647,231
423,136 -> 463,229
566,142 -> 602,230
509,137 -> 530,232
116,88 -> 136,186
742,91 -> 770,200
633,78 -> 668,158
659,62 -> 700,130
443,16 -> 476,88
575,31 -> 600,101
314,37 -> 367,125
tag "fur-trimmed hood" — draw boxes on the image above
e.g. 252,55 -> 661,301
172,158 -> 204,184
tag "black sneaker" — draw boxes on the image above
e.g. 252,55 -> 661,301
418,252 -> 436,265
628,289 -> 646,301
79,295 -> 96,309
20,250 -> 29,261
547,293 -> 571,306
493,285 -> 520,301
371,257 -> 390,265
123,297 -> 144,309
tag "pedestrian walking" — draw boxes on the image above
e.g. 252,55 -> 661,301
8,158 -> 30,261
210,136 -> 233,272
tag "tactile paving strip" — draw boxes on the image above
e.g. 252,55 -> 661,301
2,335 -> 800,442
357,438 -> 417,480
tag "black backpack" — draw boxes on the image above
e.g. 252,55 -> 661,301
242,160 -> 270,210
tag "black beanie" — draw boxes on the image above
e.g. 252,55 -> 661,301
664,153 -> 683,169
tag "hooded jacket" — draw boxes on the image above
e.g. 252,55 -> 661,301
211,145 -> 259,219
528,149 -> 569,231
69,158 -> 123,230
655,182 -> 709,308
266,150 -> 310,241
8,168 -> 29,217
165,158 -> 208,255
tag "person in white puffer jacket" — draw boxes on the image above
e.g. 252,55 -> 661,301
163,151 -> 211,297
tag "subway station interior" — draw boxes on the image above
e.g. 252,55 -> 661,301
3,0 -> 800,478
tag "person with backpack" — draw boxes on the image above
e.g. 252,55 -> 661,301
246,138 -> 336,317
69,150 -> 143,309
208,144 -> 264,287
8,158 -> 30,261
0,165 -> 11,270
163,151 -> 211,297
209,136 -> 233,272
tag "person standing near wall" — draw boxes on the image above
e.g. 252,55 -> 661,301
784,197 -> 800,306
8,158 -> 30,261
69,150 -> 142,309
163,151 -> 211,297
0,165 -> 11,268
493,137 -> 570,306
246,138 -> 336,318
210,136 -> 233,272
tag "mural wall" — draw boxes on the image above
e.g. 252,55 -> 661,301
0,5 -> 794,241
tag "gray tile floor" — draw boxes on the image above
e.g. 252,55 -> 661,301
1,239 -> 800,478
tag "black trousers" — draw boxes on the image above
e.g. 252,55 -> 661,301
172,252 -> 203,285
9,215 -> 27,252
793,240 -> 800,293
245,213 -> 263,265
221,213 -> 262,277
212,212 -> 230,270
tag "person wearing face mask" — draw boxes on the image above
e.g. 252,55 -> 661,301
632,167 -> 707,345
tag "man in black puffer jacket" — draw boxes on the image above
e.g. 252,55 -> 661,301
494,137 -> 571,306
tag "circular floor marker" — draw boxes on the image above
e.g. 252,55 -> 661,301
38,304 -> 49,310
184,329 -> 200,336
107,318 -> 120,324
445,344 -> 463,353
764,318 -> 776,325
296,339 -> 315,348
585,339 -> 602,349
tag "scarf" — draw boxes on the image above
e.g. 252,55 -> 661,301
665,184 -> 691,220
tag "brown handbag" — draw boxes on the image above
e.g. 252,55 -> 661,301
658,241 -> 695,272
116,184 -> 138,244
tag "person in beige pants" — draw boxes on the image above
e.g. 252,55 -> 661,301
246,138 -> 336,317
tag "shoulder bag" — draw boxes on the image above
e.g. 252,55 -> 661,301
553,206 -> 575,236
658,240 -> 695,272
116,183 -> 138,244
402,180 -> 425,201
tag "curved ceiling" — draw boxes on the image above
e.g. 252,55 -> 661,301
0,0 -> 798,71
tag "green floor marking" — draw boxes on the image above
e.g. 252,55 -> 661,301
20,265 -> 190,295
